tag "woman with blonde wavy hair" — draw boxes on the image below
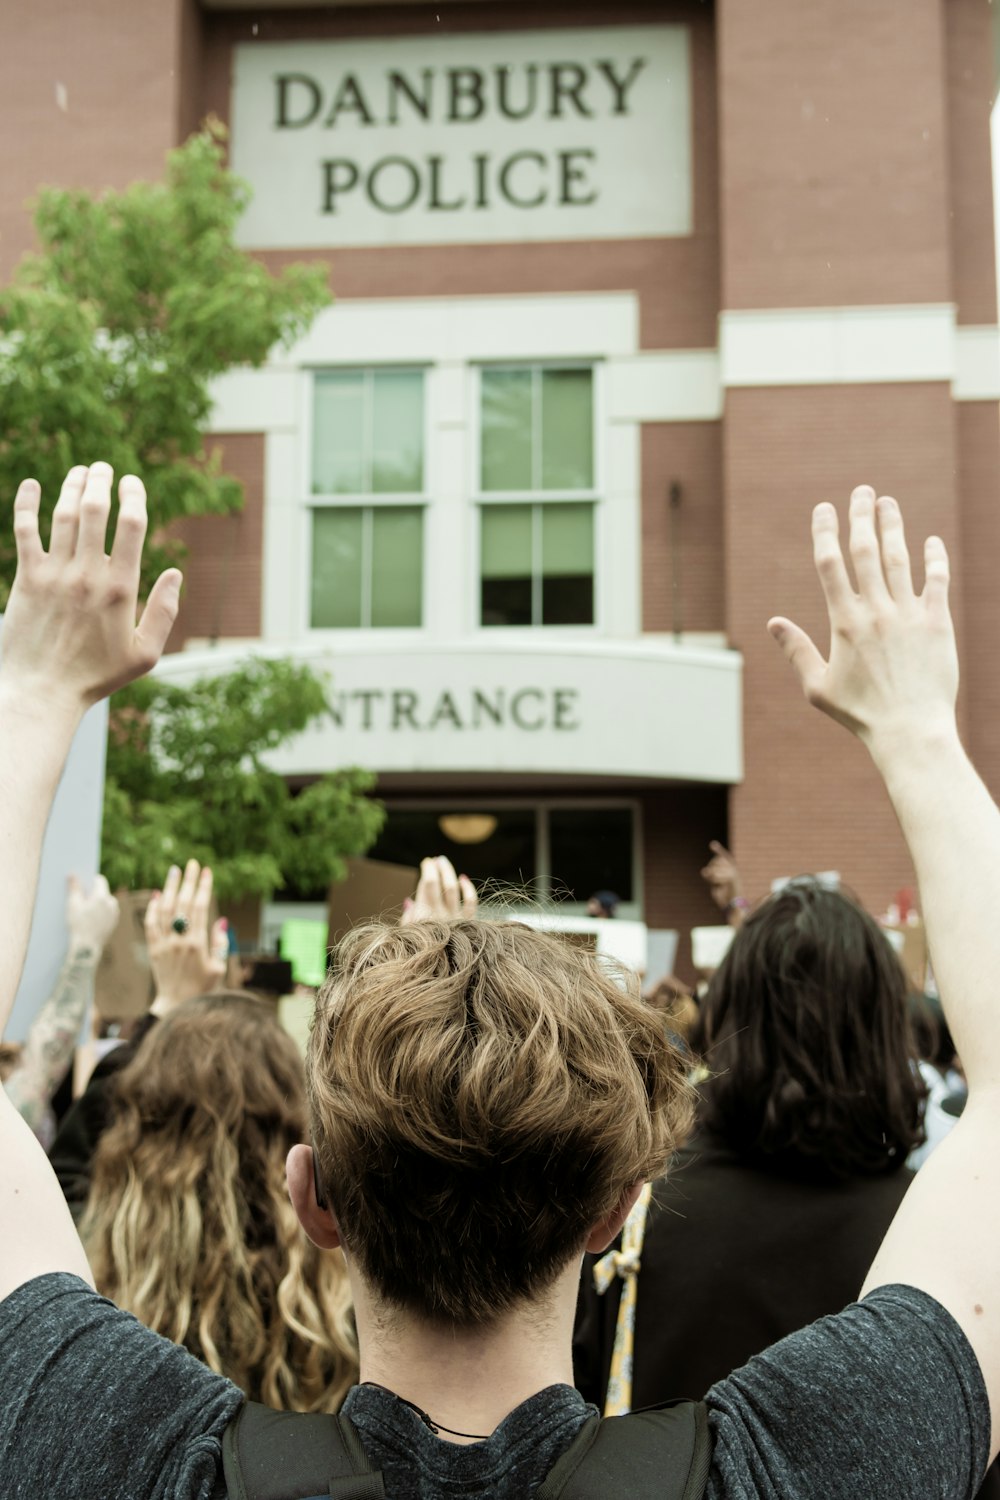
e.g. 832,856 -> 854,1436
80,990 -> 357,1412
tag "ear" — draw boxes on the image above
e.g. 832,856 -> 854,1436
584,1180 -> 645,1254
287,1143 -> 343,1251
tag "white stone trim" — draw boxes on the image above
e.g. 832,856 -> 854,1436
288,293 -> 640,365
954,325 -> 1000,401
155,636 -> 744,785
720,304 -> 956,388
608,351 -> 722,421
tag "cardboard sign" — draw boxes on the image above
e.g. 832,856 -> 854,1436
94,890 -> 154,1022
882,918 -> 928,993
327,857 -> 419,946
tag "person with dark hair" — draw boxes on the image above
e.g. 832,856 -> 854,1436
2,469 -> 1000,1497
575,880 -> 926,1410
586,889 -> 620,918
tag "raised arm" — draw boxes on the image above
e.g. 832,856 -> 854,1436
771,484 -> 1000,1454
0,463 -> 181,1302
4,876 -> 119,1145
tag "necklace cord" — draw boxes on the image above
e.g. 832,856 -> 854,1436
361,1381 -> 491,1440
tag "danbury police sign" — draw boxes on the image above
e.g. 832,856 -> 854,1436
230,26 -> 691,248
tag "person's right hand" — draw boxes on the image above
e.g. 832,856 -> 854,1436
768,486 -> 959,758
401,857 -> 478,924
0,464 -> 182,717
144,859 -> 228,1016
700,842 -> 742,911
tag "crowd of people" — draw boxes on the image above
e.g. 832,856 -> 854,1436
0,462 -> 998,1497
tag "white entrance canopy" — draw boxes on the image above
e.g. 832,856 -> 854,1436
154,637 -> 742,785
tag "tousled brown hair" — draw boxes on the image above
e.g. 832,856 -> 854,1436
82,993 -> 357,1410
696,882 -> 925,1176
308,919 -> 694,1326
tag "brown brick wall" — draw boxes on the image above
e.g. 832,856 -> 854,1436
642,785 -> 730,983
198,1 -> 720,349
957,401 -> 1000,798
717,0 -> 951,310
723,383 -> 962,914
641,422 -> 725,634
166,433 -> 266,650
945,0 -> 998,325
0,0 -> 189,281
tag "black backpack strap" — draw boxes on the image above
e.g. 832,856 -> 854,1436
536,1401 -> 712,1500
223,1401 -> 386,1500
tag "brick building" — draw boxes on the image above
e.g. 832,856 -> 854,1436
2,0 -> 999,973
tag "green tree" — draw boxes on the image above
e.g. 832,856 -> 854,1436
0,121 -> 330,605
103,659 -> 385,901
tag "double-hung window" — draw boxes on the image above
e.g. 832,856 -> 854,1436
478,365 -> 596,628
310,369 -> 425,629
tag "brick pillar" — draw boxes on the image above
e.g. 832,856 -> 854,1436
0,0 -> 200,280
717,0 -> 970,911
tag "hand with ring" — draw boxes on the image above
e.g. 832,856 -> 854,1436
145,859 -> 229,1017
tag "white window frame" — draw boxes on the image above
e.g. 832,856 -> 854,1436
471,361 -> 604,636
304,365 -> 431,636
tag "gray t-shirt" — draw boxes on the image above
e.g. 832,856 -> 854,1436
0,1274 -> 989,1498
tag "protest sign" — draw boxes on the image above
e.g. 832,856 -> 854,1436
327,857 -> 419,945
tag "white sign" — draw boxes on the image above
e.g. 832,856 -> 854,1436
230,26 -> 691,248
511,913 -> 648,974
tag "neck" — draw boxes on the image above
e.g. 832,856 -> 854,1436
351,1261 -> 580,1444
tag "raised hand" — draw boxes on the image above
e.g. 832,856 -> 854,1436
768,485 -> 959,756
66,874 -> 120,959
0,463 -> 182,715
700,841 -> 742,912
401,856 -> 479,924
145,860 -> 229,1016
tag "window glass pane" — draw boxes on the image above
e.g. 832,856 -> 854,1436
540,368 -> 593,490
311,508 -> 364,628
372,370 -> 424,494
481,369 -> 533,491
368,807 -> 538,893
549,808 -> 634,903
541,503 -> 593,625
371,507 -> 423,627
481,504 -> 533,626
313,373 -> 366,495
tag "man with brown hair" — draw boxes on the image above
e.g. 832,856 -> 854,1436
0,469 -> 997,1497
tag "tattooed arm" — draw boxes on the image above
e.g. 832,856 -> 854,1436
3,876 -> 119,1148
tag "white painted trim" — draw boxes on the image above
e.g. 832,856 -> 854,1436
608,351 -> 722,422
289,294 -> 639,365
720,304 -> 956,388
955,326 -> 1000,401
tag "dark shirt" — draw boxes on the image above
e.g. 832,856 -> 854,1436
574,1131 -> 914,1406
0,1273 -> 989,1498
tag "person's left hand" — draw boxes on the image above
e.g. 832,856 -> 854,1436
0,463 -> 182,716
145,859 -> 229,1015
401,857 -> 478,924
66,874 -> 120,959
